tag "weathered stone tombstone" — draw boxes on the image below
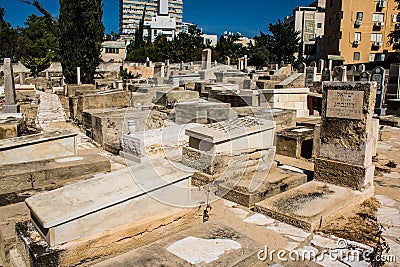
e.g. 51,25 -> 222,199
255,81 -> 377,231
358,64 -> 366,72
225,56 -> 230,66
299,63 -> 306,73
360,71 -> 370,82
332,66 -> 347,81
318,59 -> 324,73
310,61 -> 316,68
2,58 -> 20,113
322,68 -> 331,81
305,67 -> 317,86
201,48 -> 212,70
371,66 -> 386,116
351,65 -> 357,71
243,55 -> 248,71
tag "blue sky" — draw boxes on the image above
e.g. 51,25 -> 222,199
0,0 -> 313,37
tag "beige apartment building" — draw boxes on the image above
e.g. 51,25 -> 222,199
119,0 -> 183,35
323,0 -> 399,65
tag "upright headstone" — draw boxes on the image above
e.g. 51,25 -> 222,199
225,56 -> 231,66
19,73 -> 25,85
306,67 -> 317,86
332,66 -> 347,81
299,63 -> 306,73
160,63 -> 165,78
360,71 -> 370,82
315,82 -> 376,190
165,59 -> 170,67
371,66 -> 386,116
318,59 -> 324,73
322,68 -> 331,81
202,48 -> 212,70
359,64 -> 366,72
2,58 -> 20,113
243,55 -> 248,71
77,67 -> 81,85
179,61 -> 184,71
310,61 -> 317,68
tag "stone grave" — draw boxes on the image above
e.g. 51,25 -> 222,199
120,123 -> 201,163
360,71 -> 370,82
17,159 -> 199,266
175,100 -> 235,125
386,64 -> 400,115
2,58 -> 20,113
0,130 -> 77,165
276,126 -> 315,159
202,48 -> 212,70
181,117 -> 307,207
305,67 -> 317,86
255,82 -> 376,231
371,66 -> 386,116
0,113 -> 24,139
259,88 -> 310,117
332,66 -> 347,81
322,68 -> 331,81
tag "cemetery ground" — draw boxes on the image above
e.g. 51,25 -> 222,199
0,90 -> 399,266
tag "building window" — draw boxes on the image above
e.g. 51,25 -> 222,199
330,0 -> 333,7
105,48 -> 119,54
354,52 -> 360,61
371,33 -> 383,42
372,13 -> 385,22
369,54 -> 375,62
335,13 -> 340,21
356,12 -> 363,21
317,23 -> 322,28
328,36 -> 332,44
355,32 -> 361,41
329,18 -> 332,26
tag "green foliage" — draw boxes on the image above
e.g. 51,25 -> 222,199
19,14 -> 59,60
120,68 -> 135,79
20,51 -> 52,77
389,0 -> 400,51
126,25 -> 204,63
0,7 -> 23,61
215,34 -> 249,65
253,20 -> 301,65
59,0 -> 105,84
248,47 -> 269,68
267,20 -> 301,65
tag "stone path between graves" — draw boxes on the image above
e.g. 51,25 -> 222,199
36,90 -> 124,169
95,127 -> 400,267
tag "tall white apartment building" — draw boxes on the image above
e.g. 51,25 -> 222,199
119,0 -> 183,35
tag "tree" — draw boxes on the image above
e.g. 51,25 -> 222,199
59,0 -> 104,84
0,7 -> 22,61
215,34 -> 249,65
19,14 -> 59,60
267,20 -> 301,65
20,51 -> 52,77
248,47 -> 269,69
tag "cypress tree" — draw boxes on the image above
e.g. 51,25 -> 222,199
59,0 -> 104,84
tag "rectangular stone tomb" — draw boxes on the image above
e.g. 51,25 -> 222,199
120,123 -> 201,163
0,130 -> 77,165
276,127 -> 315,159
184,117 -> 275,154
0,113 -> 23,140
25,160 -> 194,246
254,181 -> 374,231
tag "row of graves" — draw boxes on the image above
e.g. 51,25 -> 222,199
0,53 -> 397,266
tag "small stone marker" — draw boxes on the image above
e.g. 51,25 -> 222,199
202,49 -> 212,70
360,71 -> 370,82
306,67 -> 317,86
322,68 -> 331,81
371,66 -> 386,116
2,58 -> 20,113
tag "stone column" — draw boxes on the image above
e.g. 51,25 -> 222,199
201,48 -> 212,70
243,55 -> 248,71
160,63 -> 165,78
314,82 -> 377,191
2,58 -> 20,113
